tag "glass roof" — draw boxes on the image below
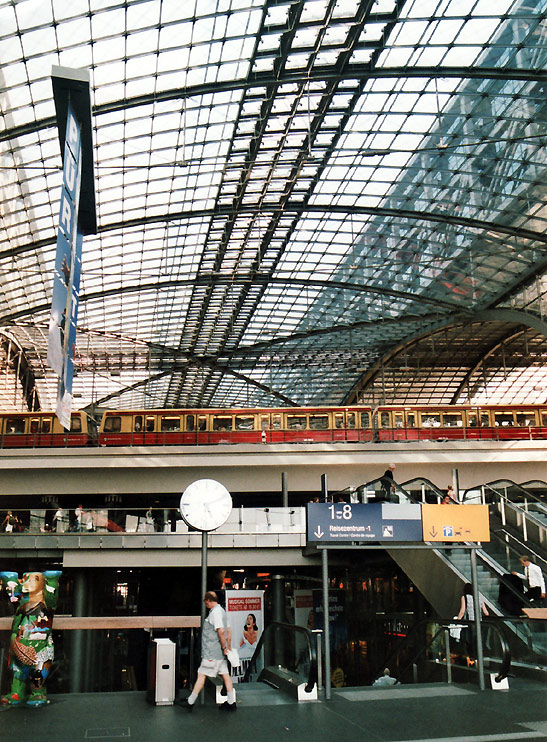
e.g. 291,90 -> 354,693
0,0 -> 546,413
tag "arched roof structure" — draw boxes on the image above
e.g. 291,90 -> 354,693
0,0 -> 546,413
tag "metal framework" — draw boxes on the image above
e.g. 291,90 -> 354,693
0,0 -> 546,413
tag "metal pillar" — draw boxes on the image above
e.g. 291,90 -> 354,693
470,548 -> 485,690
272,574 -> 285,666
282,472 -> 288,507
70,570 -> 86,693
321,473 -> 331,700
200,530 -> 208,704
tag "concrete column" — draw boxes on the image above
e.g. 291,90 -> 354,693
69,570 -> 87,693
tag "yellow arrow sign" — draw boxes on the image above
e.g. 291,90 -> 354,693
421,504 -> 490,542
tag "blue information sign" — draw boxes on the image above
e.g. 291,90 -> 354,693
306,502 -> 423,543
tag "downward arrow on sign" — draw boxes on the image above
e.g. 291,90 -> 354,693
314,527 -> 324,538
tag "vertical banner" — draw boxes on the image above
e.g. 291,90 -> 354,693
47,101 -> 82,430
225,590 -> 264,683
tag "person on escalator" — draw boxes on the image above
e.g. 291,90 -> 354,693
512,555 -> 546,605
379,464 -> 397,503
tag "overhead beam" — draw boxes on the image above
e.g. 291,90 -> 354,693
3,65 -> 546,144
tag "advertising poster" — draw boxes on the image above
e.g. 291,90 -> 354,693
225,589 -> 264,683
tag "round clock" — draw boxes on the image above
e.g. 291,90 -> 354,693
179,479 -> 233,532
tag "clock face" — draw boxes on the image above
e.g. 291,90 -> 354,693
179,479 -> 232,532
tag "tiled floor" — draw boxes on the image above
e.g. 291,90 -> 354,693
1,679 -> 546,742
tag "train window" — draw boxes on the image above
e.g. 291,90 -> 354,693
443,413 -> 462,427
422,413 -> 441,428
380,412 -> 390,428
516,412 -> 536,427
334,413 -> 344,429
104,416 -> 121,433
186,415 -> 195,432
134,415 -> 143,432
406,412 -> 415,428
41,418 -> 52,434
394,413 -> 403,428
235,415 -> 255,430
146,416 -> 155,432
467,412 -> 477,427
360,412 -> 369,428
70,416 -> 82,432
310,415 -> 328,430
198,416 -> 207,431
260,415 -> 269,430
213,416 -> 232,431
272,414 -> 281,430
161,416 -> 181,432
30,418 -> 39,434
494,412 -> 514,427
287,415 -> 306,430
347,412 -> 356,429
480,412 -> 489,427
541,411 -> 547,427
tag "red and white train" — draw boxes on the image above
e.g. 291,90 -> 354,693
0,404 -> 545,448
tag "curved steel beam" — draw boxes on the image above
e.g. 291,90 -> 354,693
0,274 -> 462,325
343,308 -> 547,404
2,65 -> 546,144
2,201 -> 546,264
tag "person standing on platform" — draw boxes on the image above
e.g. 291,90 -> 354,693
182,591 -> 237,712
512,555 -> 545,604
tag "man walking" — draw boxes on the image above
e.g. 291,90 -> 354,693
182,591 -> 236,712
513,555 -> 545,604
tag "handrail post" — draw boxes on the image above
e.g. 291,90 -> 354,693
443,628 -> 452,684
321,473 -> 331,701
470,548 -> 485,690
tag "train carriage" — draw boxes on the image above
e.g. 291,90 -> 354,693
0,411 -> 89,448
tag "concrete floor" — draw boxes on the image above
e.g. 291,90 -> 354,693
1,679 -> 546,742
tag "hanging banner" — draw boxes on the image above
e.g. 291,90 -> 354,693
225,589 -> 264,683
47,101 -> 83,429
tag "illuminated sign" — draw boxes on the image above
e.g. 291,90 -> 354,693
421,504 -> 490,542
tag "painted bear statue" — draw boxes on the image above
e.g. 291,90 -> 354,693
0,570 -> 62,707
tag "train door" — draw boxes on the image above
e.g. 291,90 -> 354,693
259,413 -> 270,443
359,411 -> 372,442
377,410 -> 392,441
160,414 -> 183,444
493,410 -> 516,440
309,412 -> 330,442
392,411 -> 405,440
285,413 -> 307,442
270,413 -> 282,442
405,411 -> 418,441
441,411 -> 464,440
131,414 -> 146,445
211,414 -> 233,443
333,411 -> 345,441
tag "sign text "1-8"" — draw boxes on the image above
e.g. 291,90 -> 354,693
328,504 -> 353,520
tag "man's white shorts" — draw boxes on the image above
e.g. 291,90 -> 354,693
198,658 -> 229,677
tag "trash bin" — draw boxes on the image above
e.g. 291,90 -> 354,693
147,638 -> 176,705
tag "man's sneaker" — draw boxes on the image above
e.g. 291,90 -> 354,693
180,698 -> 194,712
219,701 -> 237,712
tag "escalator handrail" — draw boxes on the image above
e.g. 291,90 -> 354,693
400,477 -> 447,499
242,620 -> 318,693
481,486 -> 547,534
377,615 -> 512,684
361,477 -> 420,504
489,528 -> 547,572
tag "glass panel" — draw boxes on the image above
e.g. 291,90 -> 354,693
213,416 -> 232,431
287,415 -> 306,430
541,412 -> 547,426
161,416 -> 180,432
421,413 -> 441,428
133,415 -> 143,432
186,414 -> 195,431
272,414 -> 281,430
309,414 -> 328,430
260,415 -> 269,430
347,412 -> 356,429
515,412 -> 536,426
70,416 -> 82,432
359,412 -> 369,428
442,413 -> 462,427
104,416 -> 121,433
394,413 -> 403,428
198,416 -> 207,431
406,412 -> 415,428
480,413 -> 490,427
145,416 -> 155,432
30,418 -> 39,434
494,412 -> 514,427
334,413 -> 344,429
235,415 -> 255,430
467,412 -> 478,427
41,418 -> 52,434
380,412 -> 390,428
